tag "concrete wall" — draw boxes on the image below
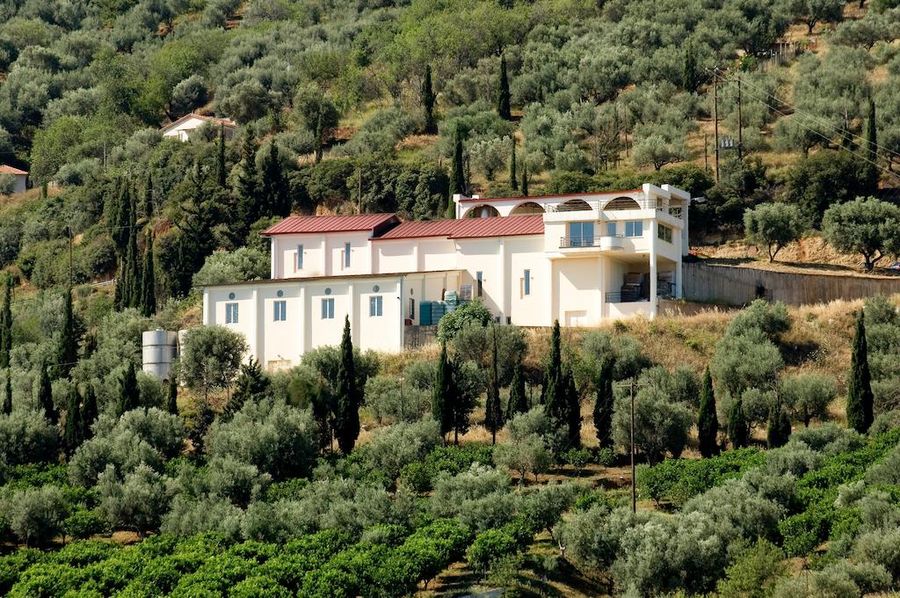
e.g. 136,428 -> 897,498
683,262 -> 900,306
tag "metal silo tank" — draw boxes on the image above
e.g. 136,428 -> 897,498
142,329 -> 177,380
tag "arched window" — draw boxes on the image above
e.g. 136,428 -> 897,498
463,205 -> 500,218
603,197 -> 642,210
558,198 -> 592,212
510,201 -> 545,215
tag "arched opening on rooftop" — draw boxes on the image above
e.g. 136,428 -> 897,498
603,196 -> 642,210
463,204 -> 501,218
510,201 -> 545,215
558,198 -> 592,212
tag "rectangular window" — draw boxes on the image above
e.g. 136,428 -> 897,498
408,298 -> 415,320
344,242 -> 351,268
225,302 -> 239,324
369,296 -> 383,317
606,222 -> 617,236
523,269 -> 531,296
321,298 -> 335,320
274,300 -> 287,322
625,220 -> 643,237
476,271 -> 483,298
296,245 -> 303,270
568,222 -> 595,246
657,224 -> 673,243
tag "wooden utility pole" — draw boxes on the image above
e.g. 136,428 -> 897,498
68,225 -> 73,288
629,378 -> 637,514
713,70 -> 720,182
737,76 -> 743,161
704,133 -> 709,171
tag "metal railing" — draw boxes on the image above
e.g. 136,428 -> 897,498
605,282 -> 677,303
559,234 -> 624,249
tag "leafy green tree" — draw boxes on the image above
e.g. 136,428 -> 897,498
119,361 -> 140,415
3,372 -> 11,415
436,299 -> 492,342
779,373 -> 836,427
787,0 -> 844,34
847,311 -> 874,433
0,274 -> 11,369
421,65 -> 437,135
743,203 -> 806,262
260,141 -> 290,218
139,233 -> 156,318
57,287 -> 79,380
98,463 -> 170,537
727,398 -> 750,448
497,54 -> 511,120
783,151 -> 875,226
4,486 -> 68,547
592,356 -> 614,448
509,136 -> 517,191
612,385 -> 692,463
432,342 -> 455,442
766,398 -> 791,449
216,125 -> 228,189
36,362 -> 57,424
716,539 -> 786,597
143,173 -> 154,220
80,383 -> 98,441
507,360 -> 528,417
236,131 -> 258,228
228,358 -> 270,419
181,325 -> 247,402
822,197 -> 900,271
166,372 -> 178,415
334,317 -> 361,454
448,132 -> 465,214
484,326 -> 503,444
697,368 -> 719,458
63,386 -> 81,455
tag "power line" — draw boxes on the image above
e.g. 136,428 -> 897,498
707,67 -> 900,182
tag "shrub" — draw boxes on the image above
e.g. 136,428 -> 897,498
436,300 -> 492,342
726,300 -> 791,341
466,527 -> 519,572
0,410 -> 59,465
97,463 -> 170,536
716,539 -> 786,598
361,419 -> 441,481
2,485 -> 68,546
205,399 -> 318,480
399,443 -> 494,492
779,373 -> 837,427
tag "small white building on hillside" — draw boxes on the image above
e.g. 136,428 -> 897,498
161,113 -> 236,142
0,165 -> 28,194
201,184 -> 691,370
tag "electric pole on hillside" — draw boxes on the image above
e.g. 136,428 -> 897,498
737,76 -> 743,161
713,69 -> 720,182
614,378 -> 640,514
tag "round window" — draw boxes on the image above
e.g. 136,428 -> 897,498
325,287 -> 332,295
373,285 -> 380,292
276,290 -> 284,298
228,292 -> 235,300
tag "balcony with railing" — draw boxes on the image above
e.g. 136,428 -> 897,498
558,234 -> 625,251
604,281 -> 676,303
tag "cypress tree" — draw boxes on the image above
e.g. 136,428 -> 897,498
697,367 -> 719,457
80,383 -> 97,440
421,65 -> 437,135
681,41 -> 699,91
432,341 -> 455,442
260,142 -> 290,217
484,326 -> 503,444
544,321 -> 573,450
166,372 -> 178,415
2,370 -> 11,415
543,320 -> 562,404
63,386 -> 81,455
37,363 -> 56,424
112,183 -> 133,254
57,287 -> 78,379
228,358 -> 270,419
509,137 -> 518,191
334,316 -> 360,454
767,398 -> 792,449
236,131 -> 258,225
314,110 -> 324,163
143,173 -> 154,220
448,132 -> 466,217
216,125 -> 227,189
311,385 -> 334,451
140,233 -> 156,318
592,356 -> 614,448
507,360 -> 528,416
0,274 -> 12,370
727,398 -> 749,449
847,311 -> 874,433
564,368 -> 581,449
119,361 -> 140,415
497,53 -> 511,120
520,159 -> 528,196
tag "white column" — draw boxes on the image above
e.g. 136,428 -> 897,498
321,236 -> 329,276
498,239 -> 507,323
348,283 -> 358,347
649,221 -> 658,318
251,288 -> 260,364
298,285 -> 307,363
202,291 -> 210,324
270,238 -> 277,278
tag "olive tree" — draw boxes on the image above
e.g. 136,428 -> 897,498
180,325 -> 247,401
97,463 -> 170,537
2,485 -> 68,546
612,386 -> 692,464
822,197 -> 900,271
743,203 -> 806,262
779,372 -> 837,427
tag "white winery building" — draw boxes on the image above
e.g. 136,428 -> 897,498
201,184 -> 691,370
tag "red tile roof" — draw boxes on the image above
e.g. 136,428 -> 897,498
0,165 -> 28,175
262,213 -> 399,236
458,189 -> 642,203
376,215 -> 544,240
